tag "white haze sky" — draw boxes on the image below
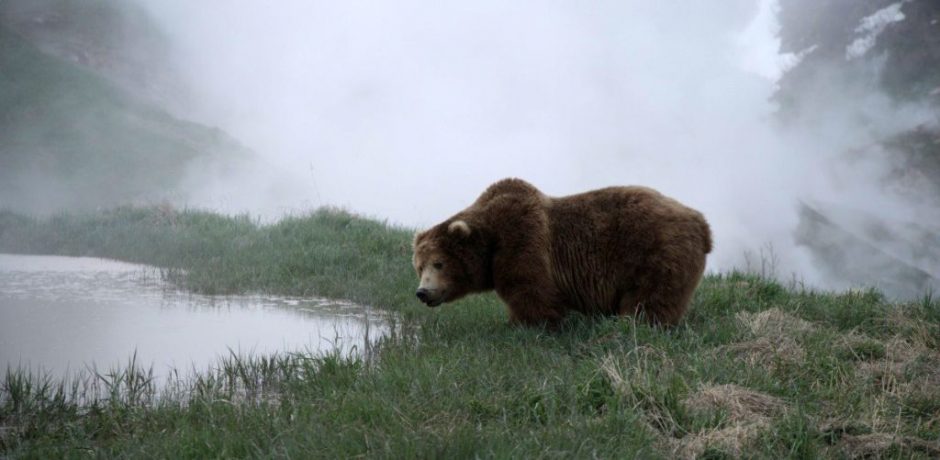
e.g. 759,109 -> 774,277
135,0 -> 934,286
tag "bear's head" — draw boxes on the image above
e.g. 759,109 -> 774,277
412,218 -> 490,307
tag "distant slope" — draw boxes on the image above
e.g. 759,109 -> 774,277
0,0 -> 185,107
0,25 -> 250,213
776,0 -> 940,296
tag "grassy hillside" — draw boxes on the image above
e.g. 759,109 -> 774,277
0,25 -> 249,213
1,207 -> 938,458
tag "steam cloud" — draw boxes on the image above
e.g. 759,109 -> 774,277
136,0 -> 937,295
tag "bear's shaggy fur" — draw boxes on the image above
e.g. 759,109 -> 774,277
412,178 -> 712,327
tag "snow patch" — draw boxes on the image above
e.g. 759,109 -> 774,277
780,44 -> 818,75
846,2 -> 907,60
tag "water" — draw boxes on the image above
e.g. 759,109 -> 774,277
0,254 -> 388,381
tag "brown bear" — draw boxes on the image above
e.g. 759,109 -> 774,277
412,178 -> 712,327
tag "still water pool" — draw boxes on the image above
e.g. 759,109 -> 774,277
0,254 -> 387,381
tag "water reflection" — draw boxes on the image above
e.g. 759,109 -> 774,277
0,254 -> 388,381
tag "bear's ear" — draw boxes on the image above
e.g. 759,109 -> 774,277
412,231 -> 425,249
448,220 -> 471,238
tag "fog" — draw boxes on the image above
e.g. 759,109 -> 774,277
132,0 -> 936,292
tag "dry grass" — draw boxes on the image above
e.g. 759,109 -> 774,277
602,352 -> 793,460
599,346 -> 671,388
714,308 -> 815,370
695,306 -> 938,458
857,336 -> 939,395
600,345 -> 677,427
720,335 -> 805,368
684,384 -> 786,425
600,347 -> 682,453
672,384 -> 788,459
835,433 -> 940,459
856,337 -> 917,382
886,306 -> 939,349
736,308 -> 816,337
674,424 -> 764,460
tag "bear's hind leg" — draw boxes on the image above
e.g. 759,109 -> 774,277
623,257 -> 706,326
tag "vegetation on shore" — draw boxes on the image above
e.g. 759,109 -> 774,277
1,206 -> 939,458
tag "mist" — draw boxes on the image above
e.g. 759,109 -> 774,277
130,0 -> 936,294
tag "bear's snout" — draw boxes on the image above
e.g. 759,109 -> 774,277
416,288 -> 445,307
416,288 -> 430,303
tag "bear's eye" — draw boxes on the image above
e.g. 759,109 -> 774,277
433,262 -> 443,270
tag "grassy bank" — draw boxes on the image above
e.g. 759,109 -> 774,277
0,207 -> 416,311
1,207 -> 939,458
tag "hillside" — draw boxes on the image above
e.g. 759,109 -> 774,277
0,0 -> 183,107
776,0 -> 940,297
0,24 -> 250,213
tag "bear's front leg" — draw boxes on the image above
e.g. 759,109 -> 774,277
492,240 -> 565,328
499,287 -> 566,329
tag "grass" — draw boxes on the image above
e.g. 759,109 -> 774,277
1,206 -> 940,458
